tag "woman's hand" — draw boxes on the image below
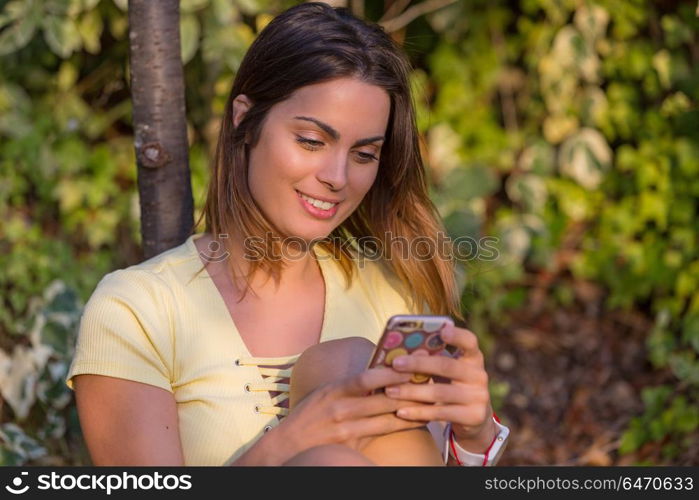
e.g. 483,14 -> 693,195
383,326 -> 498,453
267,367 -> 431,464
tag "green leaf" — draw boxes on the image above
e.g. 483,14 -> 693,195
518,141 -> 555,175
426,122 -> 462,181
440,164 -> 500,202
0,424 -> 47,465
660,15 -> 693,48
543,114 -> 579,144
558,128 -> 612,189
640,385 -> 672,414
647,328 -> 675,368
637,190 -> 668,230
619,418 -> 646,454
0,10 -> 39,56
77,8 -> 103,54
66,0 -> 85,18
548,178 -> 595,221
235,0 -> 263,16
108,11 -> 127,39
181,0 -> 210,13
660,92 -> 691,118
180,14 -> 200,65
57,62 -> 78,91
212,0 -> 237,24
674,402 -> 699,434
202,22 -> 255,71
54,179 -> 83,213
580,86 -> 608,127
42,15 -> 82,58
443,209 -> 482,241
683,316 -> 699,353
668,351 -> 699,385
496,214 -> 546,263
0,0 -> 29,25
652,50 -> 672,89
52,91 -> 90,131
573,4 -> 609,43
505,173 -> 547,212
43,0 -> 83,18
82,0 -> 102,10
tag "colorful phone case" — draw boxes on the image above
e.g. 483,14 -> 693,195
367,315 -> 455,389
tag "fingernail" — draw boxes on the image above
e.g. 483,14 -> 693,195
441,329 -> 453,341
385,386 -> 399,397
392,356 -> 408,368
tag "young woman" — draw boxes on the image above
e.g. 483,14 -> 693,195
66,2 -> 508,466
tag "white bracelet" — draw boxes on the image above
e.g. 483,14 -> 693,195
444,417 -> 510,466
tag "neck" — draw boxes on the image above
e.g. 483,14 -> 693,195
205,232 -> 319,293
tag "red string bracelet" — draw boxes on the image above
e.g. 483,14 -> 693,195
449,412 -> 500,466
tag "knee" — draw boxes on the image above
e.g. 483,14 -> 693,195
282,444 -> 375,466
289,337 -> 375,409
295,336 -> 375,373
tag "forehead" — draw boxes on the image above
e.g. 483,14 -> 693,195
272,77 -> 391,131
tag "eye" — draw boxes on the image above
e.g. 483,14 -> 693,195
295,136 -> 379,164
356,152 -> 379,164
295,137 -> 323,150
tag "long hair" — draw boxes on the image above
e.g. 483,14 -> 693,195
193,2 -> 464,323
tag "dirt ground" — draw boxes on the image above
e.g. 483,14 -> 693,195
487,283 -> 698,466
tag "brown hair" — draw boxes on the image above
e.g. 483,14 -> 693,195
193,2 -> 464,323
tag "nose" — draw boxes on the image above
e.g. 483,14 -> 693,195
316,152 -> 348,192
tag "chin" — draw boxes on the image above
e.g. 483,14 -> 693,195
283,224 -> 336,244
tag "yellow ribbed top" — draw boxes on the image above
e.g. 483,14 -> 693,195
65,233 -> 448,465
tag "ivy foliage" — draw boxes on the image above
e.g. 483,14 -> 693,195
421,0 -> 698,463
0,0 -> 697,464
0,0 -> 287,465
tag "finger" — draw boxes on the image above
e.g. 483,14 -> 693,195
325,393 -> 427,423
385,382 -> 489,405
337,367 -> 414,397
442,327 -> 482,359
391,354 -> 487,383
340,412 -> 429,442
396,403 -> 491,428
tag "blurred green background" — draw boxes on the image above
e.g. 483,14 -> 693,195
0,0 -> 697,465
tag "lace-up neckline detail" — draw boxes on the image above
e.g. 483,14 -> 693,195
237,355 -> 301,417
188,234 -> 337,421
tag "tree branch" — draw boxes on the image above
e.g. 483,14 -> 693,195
379,0 -> 459,33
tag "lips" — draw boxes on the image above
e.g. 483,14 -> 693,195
295,190 -> 343,204
296,190 -> 340,219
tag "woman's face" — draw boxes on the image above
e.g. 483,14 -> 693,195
233,77 -> 390,243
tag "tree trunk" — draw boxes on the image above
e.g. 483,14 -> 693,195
128,0 -> 193,259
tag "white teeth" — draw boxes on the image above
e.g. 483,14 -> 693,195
300,192 -> 336,210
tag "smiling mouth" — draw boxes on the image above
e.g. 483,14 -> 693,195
295,190 -> 340,210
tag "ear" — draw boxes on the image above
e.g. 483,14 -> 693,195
232,94 -> 253,130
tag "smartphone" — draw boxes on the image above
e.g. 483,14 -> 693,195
366,314 -> 458,392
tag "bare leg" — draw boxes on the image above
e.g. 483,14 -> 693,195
282,444 -> 375,466
288,337 -> 444,466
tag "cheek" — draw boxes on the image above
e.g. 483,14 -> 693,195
281,147 -> 313,179
261,140 -> 310,182
248,141 -> 300,197
350,165 -> 379,197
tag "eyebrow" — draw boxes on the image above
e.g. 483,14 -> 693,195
293,116 -> 385,147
